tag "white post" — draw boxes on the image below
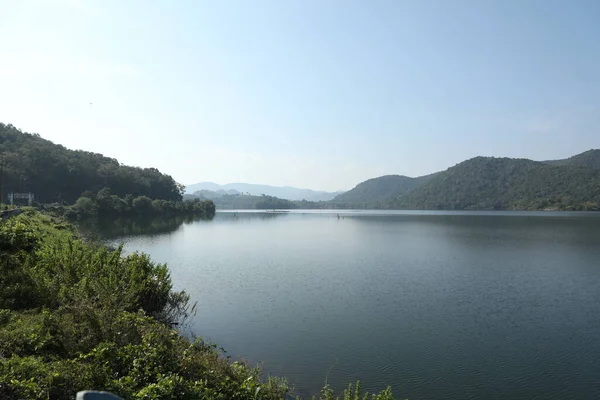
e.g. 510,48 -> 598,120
76,391 -> 123,400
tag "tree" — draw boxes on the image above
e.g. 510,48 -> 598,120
132,196 -> 152,214
74,197 -> 97,217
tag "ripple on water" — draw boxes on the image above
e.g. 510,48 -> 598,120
111,212 -> 600,399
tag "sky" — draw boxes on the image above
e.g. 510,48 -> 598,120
1,0 -> 599,191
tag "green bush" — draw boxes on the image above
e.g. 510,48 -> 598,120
74,197 -> 98,217
63,190 -> 215,220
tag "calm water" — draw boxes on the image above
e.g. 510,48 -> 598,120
96,210 -> 600,399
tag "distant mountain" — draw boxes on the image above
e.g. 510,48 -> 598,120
391,155 -> 600,211
185,182 -> 343,201
191,189 -> 240,199
331,174 -> 435,207
544,149 -> 600,169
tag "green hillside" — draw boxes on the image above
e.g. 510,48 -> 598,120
0,123 -> 183,203
332,174 -> 435,207
545,149 -> 600,169
391,156 -> 600,211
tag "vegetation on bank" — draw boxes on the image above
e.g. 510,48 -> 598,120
57,188 -> 216,220
184,192 -> 351,210
76,214 -> 209,240
0,210 -> 395,399
0,123 -> 183,203
185,193 -> 299,210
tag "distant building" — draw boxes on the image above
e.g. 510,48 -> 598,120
8,192 -> 35,206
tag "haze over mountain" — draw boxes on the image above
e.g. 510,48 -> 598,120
186,182 -> 343,201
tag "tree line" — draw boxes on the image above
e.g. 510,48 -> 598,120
36,188 -> 215,220
0,123 -> 183,204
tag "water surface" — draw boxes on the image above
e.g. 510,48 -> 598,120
98,210 -> 600,399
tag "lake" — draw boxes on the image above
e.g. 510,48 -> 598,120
93,210 -> 600,399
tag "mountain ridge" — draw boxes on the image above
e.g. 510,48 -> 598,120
390,152 -> 600,210
336,150 -> 600,210
3,122 -> 599,211
544,149 -> 600,169
331,174 -> 436,207
185,182 -> 344,201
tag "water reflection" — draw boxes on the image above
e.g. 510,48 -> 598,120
215,211 -> 291,222
343,213 -> 600,249
78,214 -> 213,240
91,210 -> 600,399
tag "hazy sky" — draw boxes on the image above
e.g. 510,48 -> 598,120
1,0 -> 599,191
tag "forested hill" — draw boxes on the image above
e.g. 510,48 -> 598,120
0,123 -> 183,203
185,190 -> 298,209
544,149 -> 600,169
391,156 -> 600,211
332,174 -> 436,207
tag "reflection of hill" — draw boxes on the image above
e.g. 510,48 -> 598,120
215,212 -> 290,222
347,213 -> 600,248
78,215 -> 213,239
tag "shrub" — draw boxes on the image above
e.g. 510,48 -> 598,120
74,197 -> 98,217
